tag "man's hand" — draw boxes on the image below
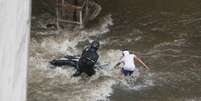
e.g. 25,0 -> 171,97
114,62 -> 121,69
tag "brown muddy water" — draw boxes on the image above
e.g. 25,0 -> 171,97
29,0 -> 201,101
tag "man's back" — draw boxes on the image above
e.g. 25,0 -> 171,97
79,47 -> 99,66
73,40 -> 100,77
121,52 -> 136,71
76,47 -> 99,76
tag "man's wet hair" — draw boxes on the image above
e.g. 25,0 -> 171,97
121,48 -> 129,52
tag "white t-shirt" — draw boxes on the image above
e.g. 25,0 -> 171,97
120,54 -> 136,71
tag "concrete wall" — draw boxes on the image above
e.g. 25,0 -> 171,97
0,0 -> 31,101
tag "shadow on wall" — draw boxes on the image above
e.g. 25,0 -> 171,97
32,0 -> 85,16
32,0 -> 56,16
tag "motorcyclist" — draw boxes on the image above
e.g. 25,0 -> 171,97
73,40 -> 100,77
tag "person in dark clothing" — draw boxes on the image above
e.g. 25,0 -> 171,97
73,40 -> 100,77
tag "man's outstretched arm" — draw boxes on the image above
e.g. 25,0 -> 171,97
135,56 -> 150,70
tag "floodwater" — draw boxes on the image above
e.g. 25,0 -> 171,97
97,0 -> 201,100
29,0 -> 201,101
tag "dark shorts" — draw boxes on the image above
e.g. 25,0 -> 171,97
121,68 -> 134,76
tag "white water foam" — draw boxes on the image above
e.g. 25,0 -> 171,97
80,14 -> 113,37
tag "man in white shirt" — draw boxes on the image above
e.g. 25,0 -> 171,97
115,50 -> 150,76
